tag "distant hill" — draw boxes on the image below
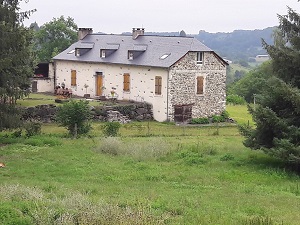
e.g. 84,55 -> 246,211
195,27 -> 275,61
123,27 -> 275,62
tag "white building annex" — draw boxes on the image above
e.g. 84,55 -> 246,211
52,28 -> 228,122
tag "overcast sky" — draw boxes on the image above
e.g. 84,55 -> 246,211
20,0 -> 299,34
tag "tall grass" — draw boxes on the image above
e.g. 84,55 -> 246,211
0,184 -> 168,225
96,137 -> 171,160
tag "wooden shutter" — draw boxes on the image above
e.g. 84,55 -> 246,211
197,76 -> 204,94
123,73 -> 130,91
155,76 -> 162,95
71,70 -> 77,86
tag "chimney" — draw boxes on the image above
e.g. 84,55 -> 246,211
132,28 -> 145,39
78,28 -> 93,40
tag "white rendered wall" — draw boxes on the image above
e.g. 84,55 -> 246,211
54,61 -> 169,122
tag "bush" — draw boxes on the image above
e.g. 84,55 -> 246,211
56,100 -> 92,137
24,121 -> 41,137
212,115 -> 225,123
102,122 -> 121,137
190,117 -> 210,124
226,94 -> 246,105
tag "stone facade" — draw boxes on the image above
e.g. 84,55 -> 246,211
22,102 -> 153,123
168,52 -> 226,121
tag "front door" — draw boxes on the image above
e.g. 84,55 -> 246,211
96,74 -> 103,96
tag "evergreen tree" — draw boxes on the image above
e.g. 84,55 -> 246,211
0,0 -> 35,130
241,6 -> 300,165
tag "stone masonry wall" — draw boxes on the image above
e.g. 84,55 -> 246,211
168,52 -> 226,121
22,102 -> 153,123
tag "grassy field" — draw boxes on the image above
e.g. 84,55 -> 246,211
1,102 -> 299,224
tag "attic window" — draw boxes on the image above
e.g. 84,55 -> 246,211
68,49 -> 75,54
160,53 -> 170,60
100,49 -> 106,58
196,52 -> 204,64
128,51 -> 134,60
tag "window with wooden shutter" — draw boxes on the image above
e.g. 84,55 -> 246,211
155,76 -> 162,95
71,70 -> 77,86
123,73 -> 130,91
197,76 -> 204,94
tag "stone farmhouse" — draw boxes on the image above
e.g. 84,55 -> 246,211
50,28 -> 227,122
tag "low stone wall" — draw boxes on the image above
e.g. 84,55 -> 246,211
22,102 -> 153,123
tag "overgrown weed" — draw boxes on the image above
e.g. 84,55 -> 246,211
96,137 -> 171,160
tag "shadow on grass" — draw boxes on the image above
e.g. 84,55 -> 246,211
234,150 -> 300,177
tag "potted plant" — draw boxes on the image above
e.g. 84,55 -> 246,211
83,84 -> 90,98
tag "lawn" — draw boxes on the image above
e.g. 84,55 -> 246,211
17,93 -> 102,107
1,116 -> 300,224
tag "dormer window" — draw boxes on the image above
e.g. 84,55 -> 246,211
196,52 -> 204,64
100,49 -> 106,58
75,49 -> 80,57
128,51 -> 134,60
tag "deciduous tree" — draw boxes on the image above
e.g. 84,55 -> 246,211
34,16 -> 78,62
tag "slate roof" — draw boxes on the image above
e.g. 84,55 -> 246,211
53,33 -> 216,68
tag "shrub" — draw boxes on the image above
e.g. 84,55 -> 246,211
212,115 -> 225,123
24,121 -> 41,137
56,100 -> 92,137
190,117 -> 209,124
221,110 -> 230,120
102,122 -> 121,137
226,94 -> 246,105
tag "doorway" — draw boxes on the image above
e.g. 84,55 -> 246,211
96,72 -> 103,96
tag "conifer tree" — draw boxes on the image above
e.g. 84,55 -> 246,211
241,6 -> 300,165
0,0 -> 35,130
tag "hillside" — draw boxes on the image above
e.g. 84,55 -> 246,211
195,27 -> 275,61
127,27 -> 275,62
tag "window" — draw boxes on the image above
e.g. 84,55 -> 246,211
160,53 -> 170,60
197,76 -> 204,94
100,49 -> 105,58
123,73 -> 130,91
155,76 -> 162,95
128,51 -> 134,60
196,52 -> 204,64
75,49 -> 80,57
71,70 -> 77,86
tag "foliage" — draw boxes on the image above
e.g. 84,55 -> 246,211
241,6 -> 300,165
34,16 -> 78,62
227,61 -> 273,103
0,0 -> 35,131
226,94 -> 246,105
190,117 -> 209,124
102,122 -> 121,137
24,121 -> 42,137
56,100 -> 92,136
190,111 -> 230,124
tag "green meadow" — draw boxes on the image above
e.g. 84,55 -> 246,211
0,100 -> 299,224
